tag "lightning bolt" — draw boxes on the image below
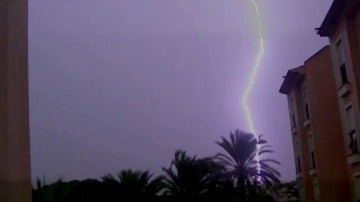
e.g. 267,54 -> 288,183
242,0 -> 264,137
242,0 -> 264,178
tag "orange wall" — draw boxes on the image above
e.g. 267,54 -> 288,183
290,83 -> 314,202
285,47 -> 352,202
295,85 -> 315,202
327,7 -> 360,202
304,47 -> 351,202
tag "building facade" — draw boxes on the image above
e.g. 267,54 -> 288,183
317,0 -> 360,201
280,46 -> 351,202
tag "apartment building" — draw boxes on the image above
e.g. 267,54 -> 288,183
317,0 -> 360,201
279,46 -> 351,202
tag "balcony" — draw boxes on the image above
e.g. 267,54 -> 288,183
338,83 -> 351,98
291,127 -> 298,134
309,169 -> 318,176
296,172 -> 303,179
347,153 -> 360,165
303,119 -> 311,128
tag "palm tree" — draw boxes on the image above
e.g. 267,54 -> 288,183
101,169 -> 164,202
215,129 -> 281,202
32,178 -> 75,202
162,150 -> 227,201
283,182 -> 299,202
66,179 -> 103,202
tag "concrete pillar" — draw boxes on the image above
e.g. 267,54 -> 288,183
0,0 -> 31,201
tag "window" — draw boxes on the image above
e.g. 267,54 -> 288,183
309,135 -> 316,168
296,156 -> 302,172
336,39 -> 349,84
292,113 -> 297,127
305,104 -> 310,119
311,152 -> 316,168
336,39 -> 346,66
314,182 -> 320,202
355,176 -> 360,202
293,139 -> 301,173
289,97 -> 297,127
346,105 -> 356,132
340,64 -> 349,84
302,86 -> 310,119
346,105 -> 358,153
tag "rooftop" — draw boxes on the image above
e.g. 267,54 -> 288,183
279,46 -> 329,94
317,0 -> 360,37
279,67 -> 304,94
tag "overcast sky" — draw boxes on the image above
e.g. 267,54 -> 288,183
29,0 -> 332,183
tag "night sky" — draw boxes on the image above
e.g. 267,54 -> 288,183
29,0 -> 332,183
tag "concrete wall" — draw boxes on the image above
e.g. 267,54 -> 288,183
0,0 -> 31,201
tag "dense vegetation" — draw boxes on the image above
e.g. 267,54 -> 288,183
33,129 -> 295,202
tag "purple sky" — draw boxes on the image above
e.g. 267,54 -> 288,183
29,0 -> 332,183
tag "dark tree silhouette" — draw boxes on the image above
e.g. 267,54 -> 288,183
32,178 -> 75,202
32,129 -> 283,202
162,150 -> 229,202
215,129 -> 281,202
101,169 -> 164,202
66,179 -> 103,202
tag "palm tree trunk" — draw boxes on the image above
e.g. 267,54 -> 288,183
237,176 -> 246,202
